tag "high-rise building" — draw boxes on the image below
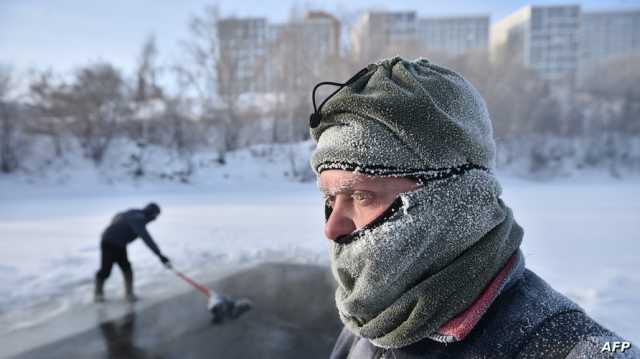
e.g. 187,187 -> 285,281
579,9 -> 640,80
217,17 -> 269,93
351,11 -> 490,60
265,12 -> 341,91
304,11 -> 341,58
218,13 -> 340,95
491,5 -> 580,84
418,15 -> 490,56
350,11 -> 418,60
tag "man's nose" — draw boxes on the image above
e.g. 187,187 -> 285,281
324,202 -> 356,241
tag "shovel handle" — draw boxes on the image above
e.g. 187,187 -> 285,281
172,269 -> 211,297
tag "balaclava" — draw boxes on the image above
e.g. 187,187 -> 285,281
310,57 -> 523,348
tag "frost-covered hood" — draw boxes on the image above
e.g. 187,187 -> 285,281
310,56 -> 496,179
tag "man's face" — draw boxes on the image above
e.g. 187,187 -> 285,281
318,170 -> 418,240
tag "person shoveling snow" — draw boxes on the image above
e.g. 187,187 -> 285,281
93,202 -> 251,323
94,203 -> 171,303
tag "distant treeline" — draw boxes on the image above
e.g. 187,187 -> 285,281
0,7 -> 639,177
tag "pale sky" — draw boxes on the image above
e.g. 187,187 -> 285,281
1,0 -> 638,75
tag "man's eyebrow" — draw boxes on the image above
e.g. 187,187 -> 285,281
318,181 -> 359,195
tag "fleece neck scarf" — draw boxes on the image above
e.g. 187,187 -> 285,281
330,170 -> 523,349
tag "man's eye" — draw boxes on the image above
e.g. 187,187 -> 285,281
324,195 -> 335,208
352,191 -> 372,203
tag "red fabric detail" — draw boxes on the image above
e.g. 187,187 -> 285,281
437,254 -> 518,341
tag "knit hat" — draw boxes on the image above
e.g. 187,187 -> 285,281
310,57 -> 495,180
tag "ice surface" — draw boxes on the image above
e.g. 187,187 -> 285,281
0,147 -> 638,352
7,263 -> 341,359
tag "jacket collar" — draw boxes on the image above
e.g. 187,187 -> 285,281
428,250 -> 525,343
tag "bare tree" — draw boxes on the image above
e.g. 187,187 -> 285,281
30,63 -> 130,164
0,65 -> 22,173
267,24 -> 309,143
125,35 -> 167,172
582,55 -> 640,135
176,6 -> 246,156
29,70 -> 71,157
215,46 -> 242,150
134,35 -> 163,103
268,14 -> 344,143
71,64 -> 130,163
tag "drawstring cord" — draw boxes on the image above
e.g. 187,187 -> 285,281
309,66 -> 373,128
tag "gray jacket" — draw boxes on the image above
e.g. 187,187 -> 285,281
330,268 -> 638,359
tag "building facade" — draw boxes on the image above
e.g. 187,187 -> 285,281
218,12 -> 340,95
491,5 -> 581,85
217,6 -> 640,93
350,11 -> 418,60
351,11 -> 489,60
579,9 -> 640,82
418,15 -> 490,56
304,11 -> 341,59
217,17 -> 269,93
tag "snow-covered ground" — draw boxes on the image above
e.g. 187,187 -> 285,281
0,144 -> 639,348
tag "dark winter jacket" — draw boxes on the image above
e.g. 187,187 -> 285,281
101,209 -> 162,257
330,267 -> 638,359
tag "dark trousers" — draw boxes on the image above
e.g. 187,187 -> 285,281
96,242 -> 132,280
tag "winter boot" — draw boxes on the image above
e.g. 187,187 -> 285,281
94,275 -> 105,303
123,270 -> 138,303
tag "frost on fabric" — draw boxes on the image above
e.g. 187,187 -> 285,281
311,57 -> 524,347
330,170 -> 508,323
310,57 -> 496,178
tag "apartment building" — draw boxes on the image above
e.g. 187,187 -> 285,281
491,5 -> 581,84
579,9 -> 640,80
350,11 -> 418,60
351,11 -> 490,60
418,15 -> 490,56
217,17 -> 269,93
218,12 -> 340,95
304,11 -> 341,58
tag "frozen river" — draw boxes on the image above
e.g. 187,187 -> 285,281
0,173 -> 638,356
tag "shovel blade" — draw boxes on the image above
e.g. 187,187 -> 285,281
208,295 -> 252,324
